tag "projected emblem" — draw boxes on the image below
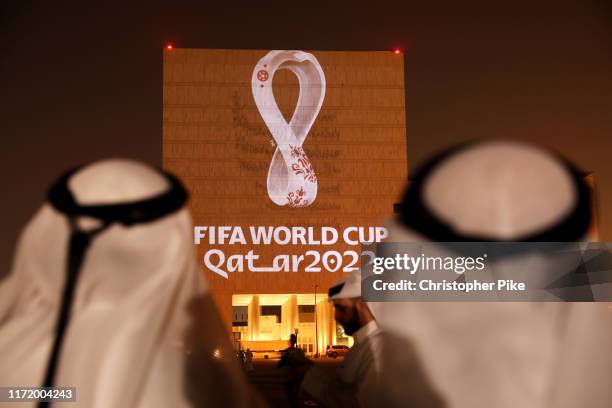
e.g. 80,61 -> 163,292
252,50 -> 326,207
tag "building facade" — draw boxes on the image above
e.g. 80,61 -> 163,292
163,48 -> 408,354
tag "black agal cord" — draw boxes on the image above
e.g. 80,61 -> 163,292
39,167 -> 187,408
397,142 -> 592,242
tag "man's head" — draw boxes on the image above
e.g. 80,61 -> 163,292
328,272 -> 375,336
332,297 -> 374,336
395,140 -> 592,241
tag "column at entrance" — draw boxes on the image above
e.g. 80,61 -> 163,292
281,295 -> 298,341
326,301 -> 336,346
248,295 -> 260,341
315,300 -> 334,355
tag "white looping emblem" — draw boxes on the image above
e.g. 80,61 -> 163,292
252,50 -> 326,208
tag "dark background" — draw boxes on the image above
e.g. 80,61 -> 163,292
1,0 -> 611,275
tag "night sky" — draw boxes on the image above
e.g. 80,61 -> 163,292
1,0 -> 611,275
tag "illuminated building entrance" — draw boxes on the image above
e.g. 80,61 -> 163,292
232,294 -> 352,355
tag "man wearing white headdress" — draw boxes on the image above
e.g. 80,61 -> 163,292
296,271 -> 444,407
370,140 -> 612,408
0,159 -> 265,408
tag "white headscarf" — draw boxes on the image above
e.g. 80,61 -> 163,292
370,140 -> 612,408
0,159 -> 263,408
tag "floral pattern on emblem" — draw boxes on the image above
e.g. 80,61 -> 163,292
286,187 -> 309,208
289,145 -> 317,183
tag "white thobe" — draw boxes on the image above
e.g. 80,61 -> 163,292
301,320 -> 444,407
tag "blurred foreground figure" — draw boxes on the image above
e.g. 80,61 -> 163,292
278,334 -> 305,407
371,140 -> 612,408
296,272 -> 444,407
0,159 -> 264,408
